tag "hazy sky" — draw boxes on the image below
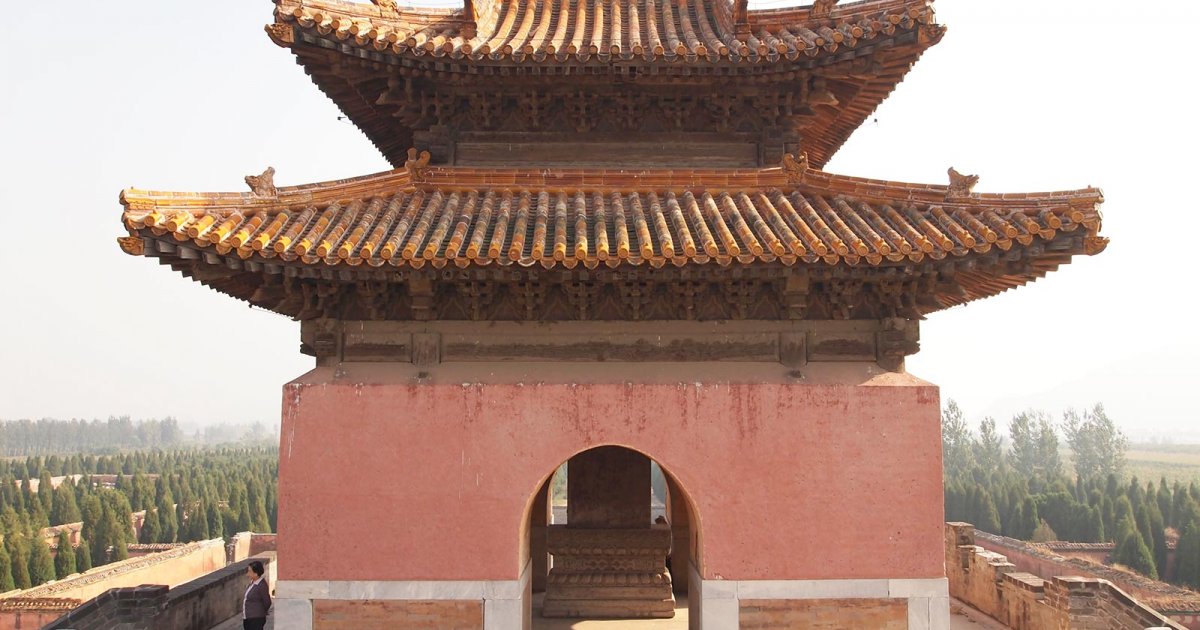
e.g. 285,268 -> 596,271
1,1 -> 1196,439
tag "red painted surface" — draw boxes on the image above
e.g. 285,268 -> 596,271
277,367 -> 944,583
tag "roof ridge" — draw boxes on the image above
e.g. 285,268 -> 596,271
121,162 -> 1102,210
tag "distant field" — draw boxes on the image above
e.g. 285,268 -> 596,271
1125,443 -> 1200,485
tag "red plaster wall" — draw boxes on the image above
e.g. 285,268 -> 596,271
278,368 -> 944,583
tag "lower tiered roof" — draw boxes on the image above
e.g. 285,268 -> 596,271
119,157 -> 1104,320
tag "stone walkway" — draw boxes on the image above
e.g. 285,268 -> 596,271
949,598 -> 1010,630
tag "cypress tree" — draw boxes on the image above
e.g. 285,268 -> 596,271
236,498 -> 253,534
37,471 -> 53,515
1031,520 -> 1058,543
1017,497 -> 1039,540
90,512 -> 110,568
1085,506 -> 1104,543
50,485 -> 80,526
207,501 -> 224,540
75,539 -> 92,573
0,544 -> 14,592
54,532 -> 75,579
105,510 -> 129,562
1115,531 -> 1157,579
157,494 -> 178,543
247,480 -> 270,533
1176,526 -> 1200,588
1147,503 -> 1167,578
10,540 -> 31,589
28,535 -> 55,585
140,508 -> 161,544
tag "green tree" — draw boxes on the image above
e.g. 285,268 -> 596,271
0,544 -> 14,592
1114,531 -> 1157,579
1009,413 -> 1038,476
973,416 -> 1004,476
1017,497 -> 1039,540
156,491 -> 177,543
1062,404 -> 1126,480
28,535 -> 55,586
74,539 -> 92,573
206,501 -> 224,540
236,497 -> 253,533
9,540 -> 31,589
50,484 -> 81,526
941,400 -> 973,478
1031,520 -> 1058,543
79,495 -> 102,544
1177,525 -> 1200,588
54,532 -> 75,579
247,480 -> 271,533
140,507 -> 162,544
1034,415 -> 1062,481
37,471 -> 53,515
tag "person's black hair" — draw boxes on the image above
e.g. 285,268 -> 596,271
249,560 -> 265,577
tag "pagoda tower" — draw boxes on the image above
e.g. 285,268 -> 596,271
117,0 -> 1106,627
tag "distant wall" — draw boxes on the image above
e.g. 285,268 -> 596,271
227,531 -> 276,563
946,522 -> 1187,630
0,539 -> 225,604
42,553 -> 275,630
975,529 -> 1199,624
0,597 -> 79,630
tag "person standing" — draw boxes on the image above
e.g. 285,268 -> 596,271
242,560 -> 271,630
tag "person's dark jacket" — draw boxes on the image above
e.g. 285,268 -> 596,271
244,579 -> 272,619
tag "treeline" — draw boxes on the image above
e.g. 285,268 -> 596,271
0,448 -> 277,592
0,417 -> 184,455
941,401 -> 1200,588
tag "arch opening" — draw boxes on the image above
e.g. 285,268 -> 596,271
521,445 -> 701,628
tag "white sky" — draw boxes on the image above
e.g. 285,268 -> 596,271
0,0 -> 1196,439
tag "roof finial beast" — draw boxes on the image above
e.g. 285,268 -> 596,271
405,148 -> 432,182
246,167 -> 277,198
947,167 -> 979,199
117,236 -> 145,257
782,153 -> 810,184
372,0 -> 400,16
811,0 -> 839,19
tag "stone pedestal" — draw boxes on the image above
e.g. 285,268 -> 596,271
543,527 -> 675,618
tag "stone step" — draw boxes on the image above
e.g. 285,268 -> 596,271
542,597 -> 677,619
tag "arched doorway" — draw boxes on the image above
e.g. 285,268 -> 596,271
522,445 -> 700,628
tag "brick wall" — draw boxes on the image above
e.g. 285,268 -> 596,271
740,598 -> 908,629
973,528 -> 1200,627
0,598 -> 79,630
946,522 -> 1187,630
312,599 -> 483,629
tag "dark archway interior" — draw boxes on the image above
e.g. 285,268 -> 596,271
526,446 -> 698,624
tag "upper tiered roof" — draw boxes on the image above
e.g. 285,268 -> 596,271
269,0 -> 944,168
271,0 -> 939,65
